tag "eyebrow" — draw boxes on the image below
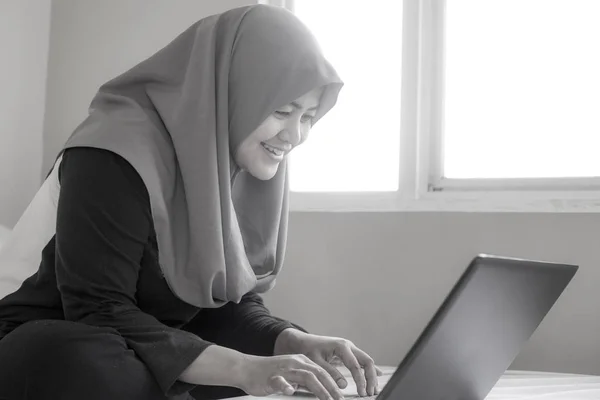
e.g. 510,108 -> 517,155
291,101 -> 318,112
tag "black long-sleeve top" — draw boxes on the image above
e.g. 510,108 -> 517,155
0,147 -> 301,396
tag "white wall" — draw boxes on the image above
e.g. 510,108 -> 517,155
43,0 -> 255,173
0,0 -> 51,228
263,212 -> 600,375
41,0 -> 600,377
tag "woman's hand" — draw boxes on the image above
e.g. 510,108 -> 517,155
238,353 -> 345,400
274,329 -> 383,397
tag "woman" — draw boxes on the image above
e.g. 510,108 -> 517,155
0,5 -> 380,400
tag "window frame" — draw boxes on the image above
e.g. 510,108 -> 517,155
261,0 -> 600,212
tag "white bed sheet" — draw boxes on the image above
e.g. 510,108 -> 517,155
241,366 -> 600,400
487,370 -> 600,400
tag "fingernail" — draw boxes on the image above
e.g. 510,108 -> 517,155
337,378 -> 347,388
361,388 -> 367,397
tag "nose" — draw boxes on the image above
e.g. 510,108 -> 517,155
278,119 -> 302,146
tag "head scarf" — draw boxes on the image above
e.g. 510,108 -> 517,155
59,4 -> 343,307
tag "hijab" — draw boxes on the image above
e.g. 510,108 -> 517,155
58,4 -> 343,307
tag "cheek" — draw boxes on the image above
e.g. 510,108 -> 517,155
254,117 -> 283,142
299,125 -> 312,145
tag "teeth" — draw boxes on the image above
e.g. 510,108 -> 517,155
262,143 -> 284,156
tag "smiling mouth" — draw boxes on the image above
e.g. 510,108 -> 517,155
261,142 -> 285,157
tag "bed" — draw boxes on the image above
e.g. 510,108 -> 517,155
246,366 -> 600,400
486,370 -> 600,399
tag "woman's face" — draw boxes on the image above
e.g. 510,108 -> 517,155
234,87 -> 324,180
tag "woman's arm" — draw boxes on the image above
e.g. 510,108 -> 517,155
55,147 -> 230,396
183,290 -> 307,356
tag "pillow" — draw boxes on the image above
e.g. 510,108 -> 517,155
0,225 -> 10,250
0,157 -> 61,299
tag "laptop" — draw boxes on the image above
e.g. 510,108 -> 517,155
345,254 -> 578,400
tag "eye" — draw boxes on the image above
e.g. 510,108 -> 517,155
301,114 -> 316,124
275,111 -> 291,118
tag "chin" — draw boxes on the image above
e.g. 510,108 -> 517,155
248,165 -> 279,181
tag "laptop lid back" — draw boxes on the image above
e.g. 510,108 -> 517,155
379,255 -> 578,400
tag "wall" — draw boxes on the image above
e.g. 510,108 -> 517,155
42,0 -> 256,172
263,212 -> 600,375
42,0 -> 600,376
0,0 -> 51,228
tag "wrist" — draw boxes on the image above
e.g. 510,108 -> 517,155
179,345 -> 250,388
273,328 -> 308,356
233,353 -> 258,390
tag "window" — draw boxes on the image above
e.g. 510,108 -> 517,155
261,0 -> 600,211
440,0 -> 600,182
287,0 -> 403,192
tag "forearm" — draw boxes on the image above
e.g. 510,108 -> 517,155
192,292 -> 308,356
179,344 -> 248,387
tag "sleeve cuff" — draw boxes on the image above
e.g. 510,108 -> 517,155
140,331 -> 213,397
262,318 -> 309,357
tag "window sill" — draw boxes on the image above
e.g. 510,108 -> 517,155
289,191 -> 600,213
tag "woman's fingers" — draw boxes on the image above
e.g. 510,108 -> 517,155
269,375 -> 297,396
303,360 -> 345,400
313,355 -> 348,389
335,344 -> 367,396
285,368 -> 340,400
352,347 -> 379,396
